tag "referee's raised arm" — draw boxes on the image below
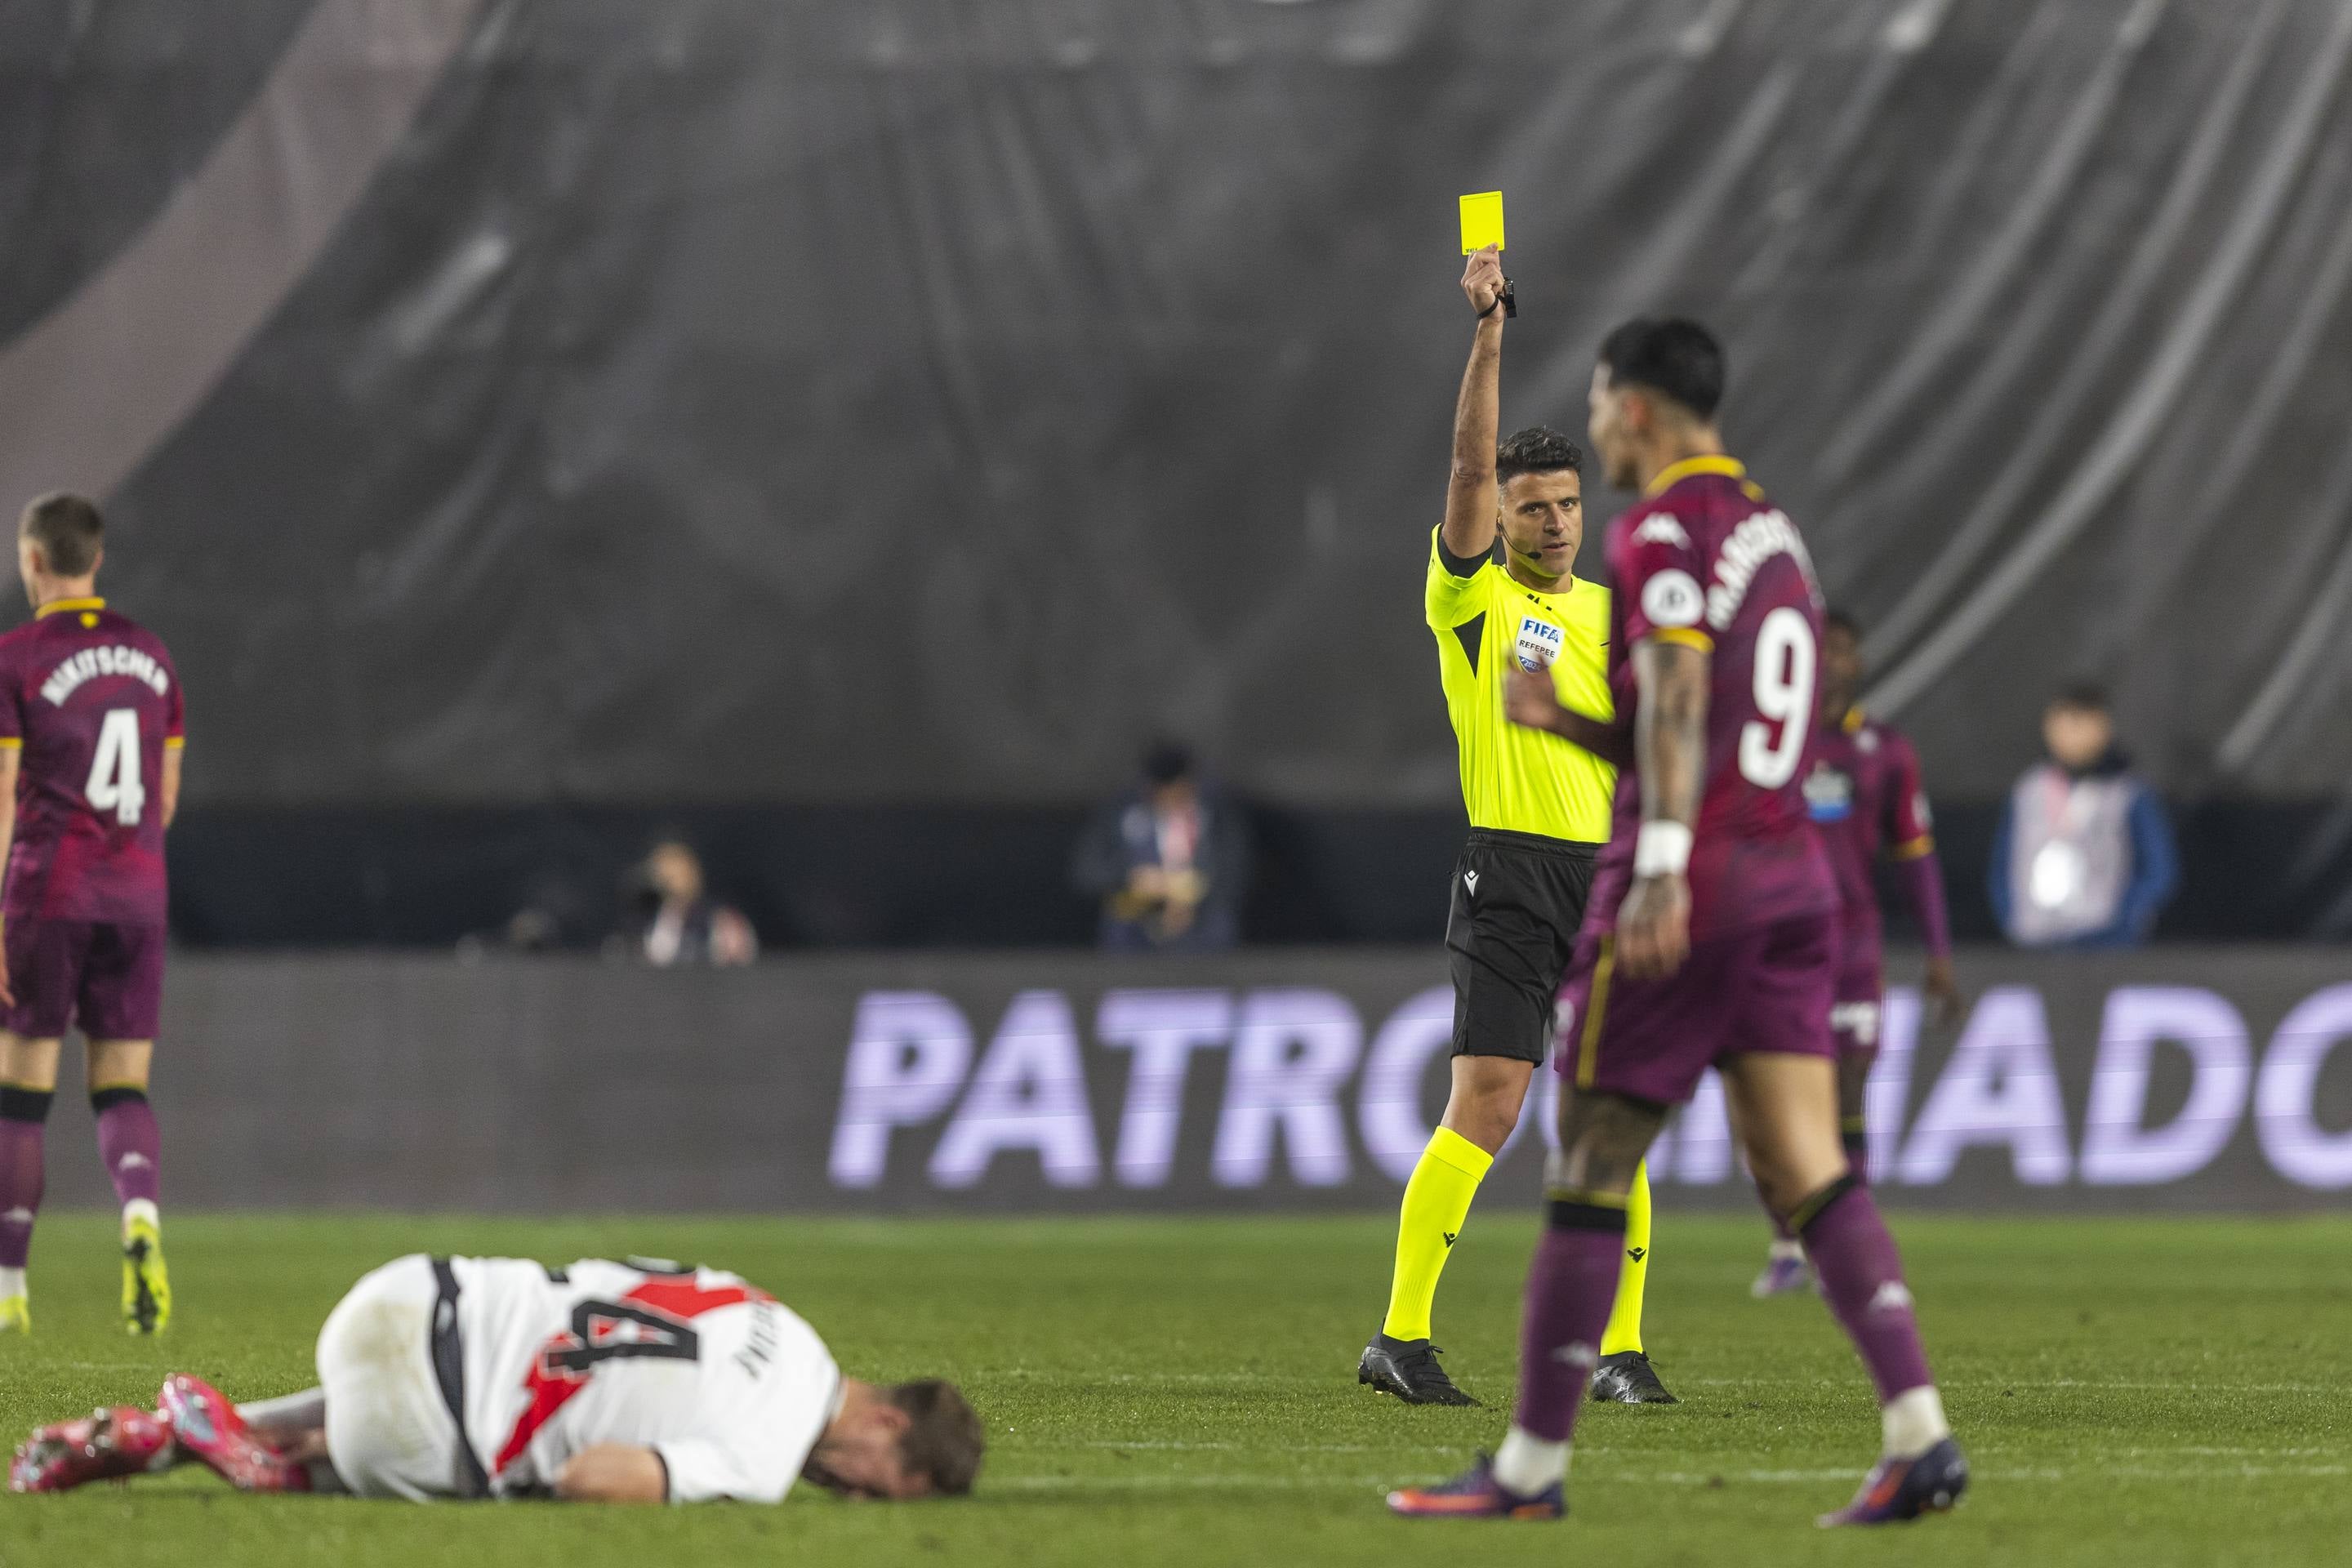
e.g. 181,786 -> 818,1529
1441,244 -> 1511,560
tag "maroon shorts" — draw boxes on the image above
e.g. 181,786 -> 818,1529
1829,944 -> 1885,1062
1560,911 -> 1838,1106
1,920 -> 166,1040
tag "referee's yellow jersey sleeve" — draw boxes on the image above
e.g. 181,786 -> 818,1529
1426,529 -> 1492,627
1426,529 -> 1616,844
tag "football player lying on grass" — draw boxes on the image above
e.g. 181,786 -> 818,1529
11,1252 -> 982,1503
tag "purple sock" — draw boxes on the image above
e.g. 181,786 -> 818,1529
1512,1223 -> 1625,1443
1802,1183 -> 1934,1401
93,1089 -> 161,1208
0,1108 -> 47,1269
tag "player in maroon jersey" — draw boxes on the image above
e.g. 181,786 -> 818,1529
0,494 -> 182,1336
1390,321 -> 1965,1527
1752,609 -> 1960,1297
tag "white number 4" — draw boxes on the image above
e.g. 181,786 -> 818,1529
87,708 -> 145,826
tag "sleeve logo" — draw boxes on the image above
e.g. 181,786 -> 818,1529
1633,514 -> 1689,547
1640,568 -> 1704,628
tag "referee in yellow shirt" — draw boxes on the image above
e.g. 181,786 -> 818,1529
1357,244 -> 1672,1407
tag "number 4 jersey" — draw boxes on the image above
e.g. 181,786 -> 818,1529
0,598 -> 182,924
453,1257 -> 843,1502
1585,457 -> 1837,941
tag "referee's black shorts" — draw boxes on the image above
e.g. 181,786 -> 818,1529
1446,827 -> 1601,1064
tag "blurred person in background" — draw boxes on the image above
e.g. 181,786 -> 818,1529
457,873 -> 603,960
1989,685 -> 2176,949
1070,742 -> 1249,953
621,835 -> 757,967
1750,609 -> 1958,1298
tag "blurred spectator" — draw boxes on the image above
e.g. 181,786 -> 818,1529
1989,686 -> 2176,948
621,835 -> 758,966
459,874 -> 600,960
1071,742 -> 1251,952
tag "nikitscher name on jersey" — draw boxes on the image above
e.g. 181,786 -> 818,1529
40,645 -> 171,707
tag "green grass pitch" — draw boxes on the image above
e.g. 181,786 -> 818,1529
1,1211 -> 2345,1566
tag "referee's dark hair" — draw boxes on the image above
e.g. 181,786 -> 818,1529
1495,426 -> 1584,485
1597,318 -> 1726,421
19,492 -> 105,577
1824,607 -> 1864,639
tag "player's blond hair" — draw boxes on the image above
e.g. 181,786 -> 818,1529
20,492 -> 104,577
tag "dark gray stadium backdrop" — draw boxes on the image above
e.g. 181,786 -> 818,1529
8,1 -> 2352,799
5,1 -> 2352,939
35,947 -> 2352,1213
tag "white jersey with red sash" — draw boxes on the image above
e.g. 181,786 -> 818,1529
448,1256 -> 840,1502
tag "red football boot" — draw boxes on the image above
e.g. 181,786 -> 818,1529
1386,1452 -> 1565,1521
9,1405 -> 176,1494
156,1374 -> 309,1494
1818,1437 -> 1969,1526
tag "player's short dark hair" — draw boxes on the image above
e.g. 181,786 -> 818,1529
1824,608 -> 1863,639
889,1379 -> 984,1497
1495,426 -> 1584,485
2047,683 -> 2110,715
19,492 -> 105,577
1597,318 -> 1726,420
1141,741 -> 1194,786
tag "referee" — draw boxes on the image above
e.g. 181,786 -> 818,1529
1357,244 -> 1670,1407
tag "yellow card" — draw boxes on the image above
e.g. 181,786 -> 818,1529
1459,190 -> 1505,255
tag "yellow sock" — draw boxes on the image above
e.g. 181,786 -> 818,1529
1380,1127 -> 1493,1342
1599,1159 -> 1654,1356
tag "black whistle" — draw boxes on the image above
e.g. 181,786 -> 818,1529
1500,278 -> 1517,318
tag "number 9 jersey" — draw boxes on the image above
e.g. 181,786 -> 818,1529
1585,457 -> 1836,941
0,597 -> 181,926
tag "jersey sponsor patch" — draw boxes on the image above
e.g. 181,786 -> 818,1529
1804,761 -> 1855,822
1512,613 -> 1566,673
1640,568 -> 1704,628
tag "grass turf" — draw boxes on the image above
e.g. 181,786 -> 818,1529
0,1212 -> 2345,1567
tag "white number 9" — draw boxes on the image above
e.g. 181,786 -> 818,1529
1740,608 -> 1815,789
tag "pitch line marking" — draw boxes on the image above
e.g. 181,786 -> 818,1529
990,1369 -> 2348,1397
994,1463 -> 2350,1492
1054,1440 -> 2346,1463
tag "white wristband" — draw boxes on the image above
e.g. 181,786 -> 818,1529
1633,821 -> 1693,879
